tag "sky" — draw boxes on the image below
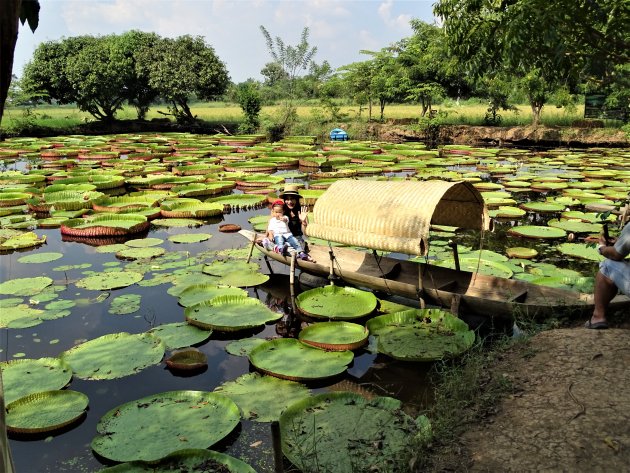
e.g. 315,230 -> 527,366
13,0 -> 438,83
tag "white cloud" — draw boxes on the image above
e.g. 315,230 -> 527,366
378,0 -> 412,30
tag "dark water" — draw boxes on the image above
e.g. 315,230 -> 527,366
2,205 -> 436,473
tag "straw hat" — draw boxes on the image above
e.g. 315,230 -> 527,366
279,184 -> 302,199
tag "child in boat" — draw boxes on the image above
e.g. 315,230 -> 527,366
264,200 -> 314,262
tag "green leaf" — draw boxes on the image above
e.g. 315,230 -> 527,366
6,390 -> 88,434
0,357 -> 72,404
91,391 -> 240,462
215,372 -> 310,422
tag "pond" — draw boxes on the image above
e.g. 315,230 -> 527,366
1,134 -> 628,472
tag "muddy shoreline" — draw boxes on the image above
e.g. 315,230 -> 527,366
4,120 -> 628,149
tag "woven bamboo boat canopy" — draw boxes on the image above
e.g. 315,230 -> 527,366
307,180 -> 489,256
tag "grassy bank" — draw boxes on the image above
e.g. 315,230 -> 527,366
2,100 -> 624,136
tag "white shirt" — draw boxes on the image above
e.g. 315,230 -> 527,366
267,216 -> 292,237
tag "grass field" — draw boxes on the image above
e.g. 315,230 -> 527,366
1,100 -> 622,134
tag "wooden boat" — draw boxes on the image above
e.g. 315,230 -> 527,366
242,180 -> 630,321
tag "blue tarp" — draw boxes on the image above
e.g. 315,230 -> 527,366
329,128 -> 348,141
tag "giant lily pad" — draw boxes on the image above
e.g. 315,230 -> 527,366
17,252 -> 64,264
99,449 -> 256,473
168,233 -> 212,244
75,271 -> 143,290
547,218 -> 601,233
225,338 -> 267,357
6,390 -> 88,434
115,247 -> 165,260
60,332 -> 165,380
61,214 -> 149,236
280,392 -> 428,473
0,231 -> 46,251
0,276 -> 53,296
248,338 -> 353,381
298,322 -> 369,351
214,372 -> 310,422
556,242 -> 603,261
177,284 -> 248,307
108,294 -> 142,315
507,225 -> 567,239
185,295 -> 282,331
148,322 -> 212,350
0,357 -> 72,404
91,391 -> 240,462
296,286 -> 378,320
367,309 -> 475,361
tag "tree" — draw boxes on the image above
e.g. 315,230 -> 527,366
338,61 -> 376,119
396,19 -> 467,118
0,0 -> 39,128
136,35 -> 229,123
235,81 -> 262,133
433,0 -> 630,125
259,26 -> 317,100
361,49 -> 405,120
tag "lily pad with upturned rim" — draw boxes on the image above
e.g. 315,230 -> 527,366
185,295 -> 282,331
98,449 -> 256,473
60,332 -> 165,380
90,390 -> 241,462
248,338 -> 353,381
177,284 -> 248,307
506,247 -> 538,259
367,308 -> 475,361
298,322 -> 369,351
296,286 -> 378,320
6,390 -> 88,434
165,347 -> 207,371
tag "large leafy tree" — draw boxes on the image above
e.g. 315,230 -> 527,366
22,34 -> 157,121
0,0 -> 39,128
136,35 -> 229,123
433,0 -> 630,125
338,61 -> 376,119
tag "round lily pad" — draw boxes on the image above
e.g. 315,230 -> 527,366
115,247 -> 166,260
506,247 -> 538,259
0,232 -> 46,251
0,305 -> 45,328
0,357 -> 73,404
6,390 -> 88,434
17,252 -> 64,264
168,233 -> 212,244
298,322 -> 369,351
507,225 -> 567,239
547,218 -> 601,233
151,218 -> 204,227
148,322 -> 212,350
109,294 -> 142,315
165,347 -> 207,371
91,391 -> 241,462
75,271 -> 143,290
215,373 -> 310,423
124,237 -> 164,248
60,332 -> 165,380
99,449 -> 256,473
0,276 -> 53,296
202,260 -> 260,276
248,338 -> 354,381
177,284 -> 248,307
556,242 -> 603,261
296,286 -> 378,320
185,295 -> 282,331
225,338 -> 267,357
280,392 -> 428,473
520,202 -> 565,213
367,308 -> 475,361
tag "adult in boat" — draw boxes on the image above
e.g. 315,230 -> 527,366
279,184 -> 309,245
586,216 -> 630,329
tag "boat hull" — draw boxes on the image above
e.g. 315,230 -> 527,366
239,230 -> 630,321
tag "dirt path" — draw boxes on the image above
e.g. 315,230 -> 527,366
453,328 -> 630,472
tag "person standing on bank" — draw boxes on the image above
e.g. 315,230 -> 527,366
279,185 -> 309,245
585,218 -> 630,329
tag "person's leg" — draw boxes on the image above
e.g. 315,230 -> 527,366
286,235 -> 303,253
273,235 -> 287,254
590,270 -> 618,325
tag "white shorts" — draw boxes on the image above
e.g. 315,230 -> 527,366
600,259 -> 630,296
